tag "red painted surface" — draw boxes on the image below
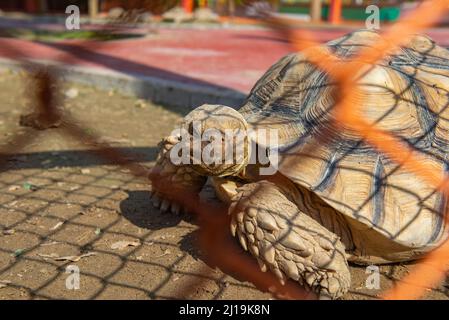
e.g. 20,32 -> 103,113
0,27 -> 448,94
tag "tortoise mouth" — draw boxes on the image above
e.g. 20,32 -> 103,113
188,127 -> 251,177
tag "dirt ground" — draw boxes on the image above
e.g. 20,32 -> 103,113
0,70 -> 447,300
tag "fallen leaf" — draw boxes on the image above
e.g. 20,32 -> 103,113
6,201 -> 18,207
111,240 -> 141,250
2,229 -> 15,235
38,252 -> 97,262
94,228 -> 101,235
50,221 -> 64,231
37,253 -> 59,259
80,168 -> 91,174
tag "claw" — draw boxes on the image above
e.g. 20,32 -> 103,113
160,199 -> 170,212
305,273 -> 315,287
228,202 -> 237,215
237,230 -> 248,251
257,258 -> 267,272
230,217 -> 237,237
273,268 -> 286,285
171,203 -> 181,215
151,194 -> 161,208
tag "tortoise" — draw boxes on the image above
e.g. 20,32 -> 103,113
149,30 -> 449,299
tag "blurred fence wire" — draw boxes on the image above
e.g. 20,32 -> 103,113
0,0 -> 449,300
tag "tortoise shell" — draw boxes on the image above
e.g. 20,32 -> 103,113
238,30 -> 449,252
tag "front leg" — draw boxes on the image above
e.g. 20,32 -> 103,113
149,135 -> 206,214
229,180 -> 351,299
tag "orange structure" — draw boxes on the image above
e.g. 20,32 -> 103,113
182,0 -> 194,13
328,0 -> 342,24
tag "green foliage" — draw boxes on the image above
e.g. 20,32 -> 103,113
0,28 -> 144,42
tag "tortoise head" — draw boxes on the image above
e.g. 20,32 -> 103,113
179,104 -> 251,177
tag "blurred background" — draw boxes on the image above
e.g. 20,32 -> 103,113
0,0 -> 447,25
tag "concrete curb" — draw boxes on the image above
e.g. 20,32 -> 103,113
0,57 -> 247,109
0,14 -> 268,31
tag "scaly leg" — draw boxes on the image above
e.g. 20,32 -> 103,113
229,180 -> 350,299
149,135 -> 206,214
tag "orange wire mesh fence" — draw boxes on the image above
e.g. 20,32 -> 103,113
0,0 -> 449,300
